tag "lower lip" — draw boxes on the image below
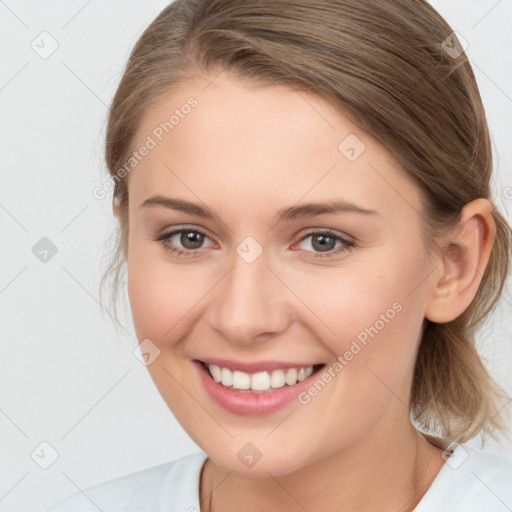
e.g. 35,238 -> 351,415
194,360 -> 323,416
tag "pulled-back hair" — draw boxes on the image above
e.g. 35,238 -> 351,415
101,0 -> 511,446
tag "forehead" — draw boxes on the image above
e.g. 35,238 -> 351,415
128,73 -> 423,220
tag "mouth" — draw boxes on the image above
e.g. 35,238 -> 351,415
195,360 -> 326,394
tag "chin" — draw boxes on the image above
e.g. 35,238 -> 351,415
207,444 -> 319,478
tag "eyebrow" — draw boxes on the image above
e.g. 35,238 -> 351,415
140,195 -> 379,222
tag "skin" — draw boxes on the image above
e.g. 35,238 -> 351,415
118,72 -> 496,511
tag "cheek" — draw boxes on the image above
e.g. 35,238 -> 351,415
126,252 -> 210,415
281,253 -> 428,448
126,242 -> 211,345
286,248 -> 428,387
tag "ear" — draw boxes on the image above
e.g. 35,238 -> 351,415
425,198 -> 496,323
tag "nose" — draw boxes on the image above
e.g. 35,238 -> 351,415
205,249 -> 291,346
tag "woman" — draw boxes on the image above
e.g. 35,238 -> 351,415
47,0 -> 512,510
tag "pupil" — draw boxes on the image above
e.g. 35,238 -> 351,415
181,231 -> 204,249
312,234 -> 335,252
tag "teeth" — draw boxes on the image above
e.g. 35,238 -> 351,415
270,369 -> 285,388
209,364 -> 222,383
233,371 -> 251,390
206,363 -> 317,392
220,367 -> 232,387
284,368 -> 297,385
251,371 -> 270,391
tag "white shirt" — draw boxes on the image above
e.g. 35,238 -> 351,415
45,443 -> 512,511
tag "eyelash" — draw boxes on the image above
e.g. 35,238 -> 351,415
154,227 -> 355,259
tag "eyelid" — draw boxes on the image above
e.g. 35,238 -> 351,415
296,227 -> 355,243
155,223 -> 212,239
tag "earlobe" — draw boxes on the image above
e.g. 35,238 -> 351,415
425,198 -> 496,323
112,196 -> 121,217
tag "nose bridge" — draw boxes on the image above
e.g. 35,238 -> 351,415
207,247 -> 288,344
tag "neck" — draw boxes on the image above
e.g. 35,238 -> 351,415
200,417 -> 445,512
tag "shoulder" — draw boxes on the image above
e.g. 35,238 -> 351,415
415,443 -> 512,512
44,450 -> 208,512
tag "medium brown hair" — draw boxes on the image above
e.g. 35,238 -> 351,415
100,0 -> 511,446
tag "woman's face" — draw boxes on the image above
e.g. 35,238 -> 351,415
126,72 -> 438,476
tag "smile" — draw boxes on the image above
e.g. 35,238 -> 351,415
194,359 -> 326,415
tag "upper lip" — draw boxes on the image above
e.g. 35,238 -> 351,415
196,358 -> 325,374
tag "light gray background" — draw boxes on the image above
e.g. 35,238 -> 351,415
0,1 -> 511,510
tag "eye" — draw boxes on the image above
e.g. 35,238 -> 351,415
154,227 -> 215,257
294,229 -> 354,258
153,227 -> 355,259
